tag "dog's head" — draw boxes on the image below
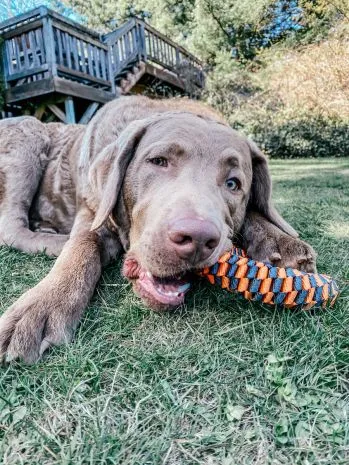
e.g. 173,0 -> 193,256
87,110 -> 296,310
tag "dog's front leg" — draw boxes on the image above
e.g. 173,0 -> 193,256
0,213 -> 104,363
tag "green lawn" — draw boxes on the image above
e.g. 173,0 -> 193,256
0,158 -> 348,465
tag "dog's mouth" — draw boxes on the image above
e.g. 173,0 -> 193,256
122,257 -> 192,308
138,271 -> 191,305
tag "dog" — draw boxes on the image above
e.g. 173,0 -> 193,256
0,96 -> 316,363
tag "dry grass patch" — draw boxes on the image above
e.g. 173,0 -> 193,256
268,38 -> 349,118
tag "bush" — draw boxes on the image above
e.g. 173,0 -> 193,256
240,113 -> 349,158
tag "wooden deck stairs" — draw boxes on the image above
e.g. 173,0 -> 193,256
0,7 -> 204,123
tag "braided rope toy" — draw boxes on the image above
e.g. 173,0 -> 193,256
199,246 -> 339,309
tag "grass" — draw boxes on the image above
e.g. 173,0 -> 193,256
0,158 -> 348,465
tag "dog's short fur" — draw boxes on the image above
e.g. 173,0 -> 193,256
0,96 -> 316,363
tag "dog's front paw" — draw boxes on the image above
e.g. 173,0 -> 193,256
247,234 -> 317,273
0,286 -> 77,364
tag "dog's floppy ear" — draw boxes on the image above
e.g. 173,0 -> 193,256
248,140 -> 298,237
89,119 -> 148,233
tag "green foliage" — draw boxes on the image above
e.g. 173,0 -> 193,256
204,54 -> 260,112
60,0 -> 146,30
0,0 -> 52,22
299,0 -> 349,41
57,1 -> 349,158
239,113 -> 349,159
62,0 -> 275,62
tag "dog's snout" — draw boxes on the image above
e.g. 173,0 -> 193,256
168,217 -> 220,262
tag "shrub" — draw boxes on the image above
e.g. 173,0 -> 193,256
239,112 -> 349,158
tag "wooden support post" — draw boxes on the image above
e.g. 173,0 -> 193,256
34,104 -> 47,120
2,41 -> 10,90
48,104 -> 66,122
64,97 -> 76,124
79,102 -> 99,124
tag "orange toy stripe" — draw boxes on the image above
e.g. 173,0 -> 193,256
235,264 -> 248,279
237,278 -> 250,292
259,278 -> 272,294
281,277 -> 293,293
217,262 -> 229,277
257,266 -> 269,280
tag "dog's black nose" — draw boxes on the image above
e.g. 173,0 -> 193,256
168,217 -> 220,263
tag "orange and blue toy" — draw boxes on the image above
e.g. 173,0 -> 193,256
199,246 -> 339,309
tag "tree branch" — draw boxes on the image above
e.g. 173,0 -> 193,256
203,0 -> 234,43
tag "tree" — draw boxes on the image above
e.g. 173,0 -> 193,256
0,1 -> 52,21
61,0 -> 308,63
0,1 -> 77,22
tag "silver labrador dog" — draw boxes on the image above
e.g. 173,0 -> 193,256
0,96 -> 316,363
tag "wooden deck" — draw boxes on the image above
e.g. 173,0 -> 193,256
0,7 -> 204,122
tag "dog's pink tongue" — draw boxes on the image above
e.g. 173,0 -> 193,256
138,272 -> 191,305
123,258 -> 191,306
152,275 -> 191,294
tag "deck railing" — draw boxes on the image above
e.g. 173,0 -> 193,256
1,8 -> 49,85
104,19 -> 205,88
51,15 -> 114,91
0,7 -> 115,92
104,19 -> 146,76
0,7 -> 204,95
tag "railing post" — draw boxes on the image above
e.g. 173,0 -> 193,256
107,44 -> 116,96
42,11 -> 57,77
175,47 -> 180,69
138,21 -> 147,62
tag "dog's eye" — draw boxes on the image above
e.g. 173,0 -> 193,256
147,157 -> 168,167
225,177 -> 241,191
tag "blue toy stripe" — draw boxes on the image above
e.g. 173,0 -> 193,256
309,275 -> 317,288
228,255 -> 239,265
269,267 -> 278,279
315,285 -> 323,303
295,289 -> 308,305
228,264 -> 238,278
275,292 -> 286,304
294,276 -> 303,291
211,263 -> 219,275
247,266 -> 258,279
272,278 -> 283,293
215,276 -> 222,286
249,279 -> 261,293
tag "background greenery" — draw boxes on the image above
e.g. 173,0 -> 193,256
56,0 -> 349,158
1,1 -> 349,157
